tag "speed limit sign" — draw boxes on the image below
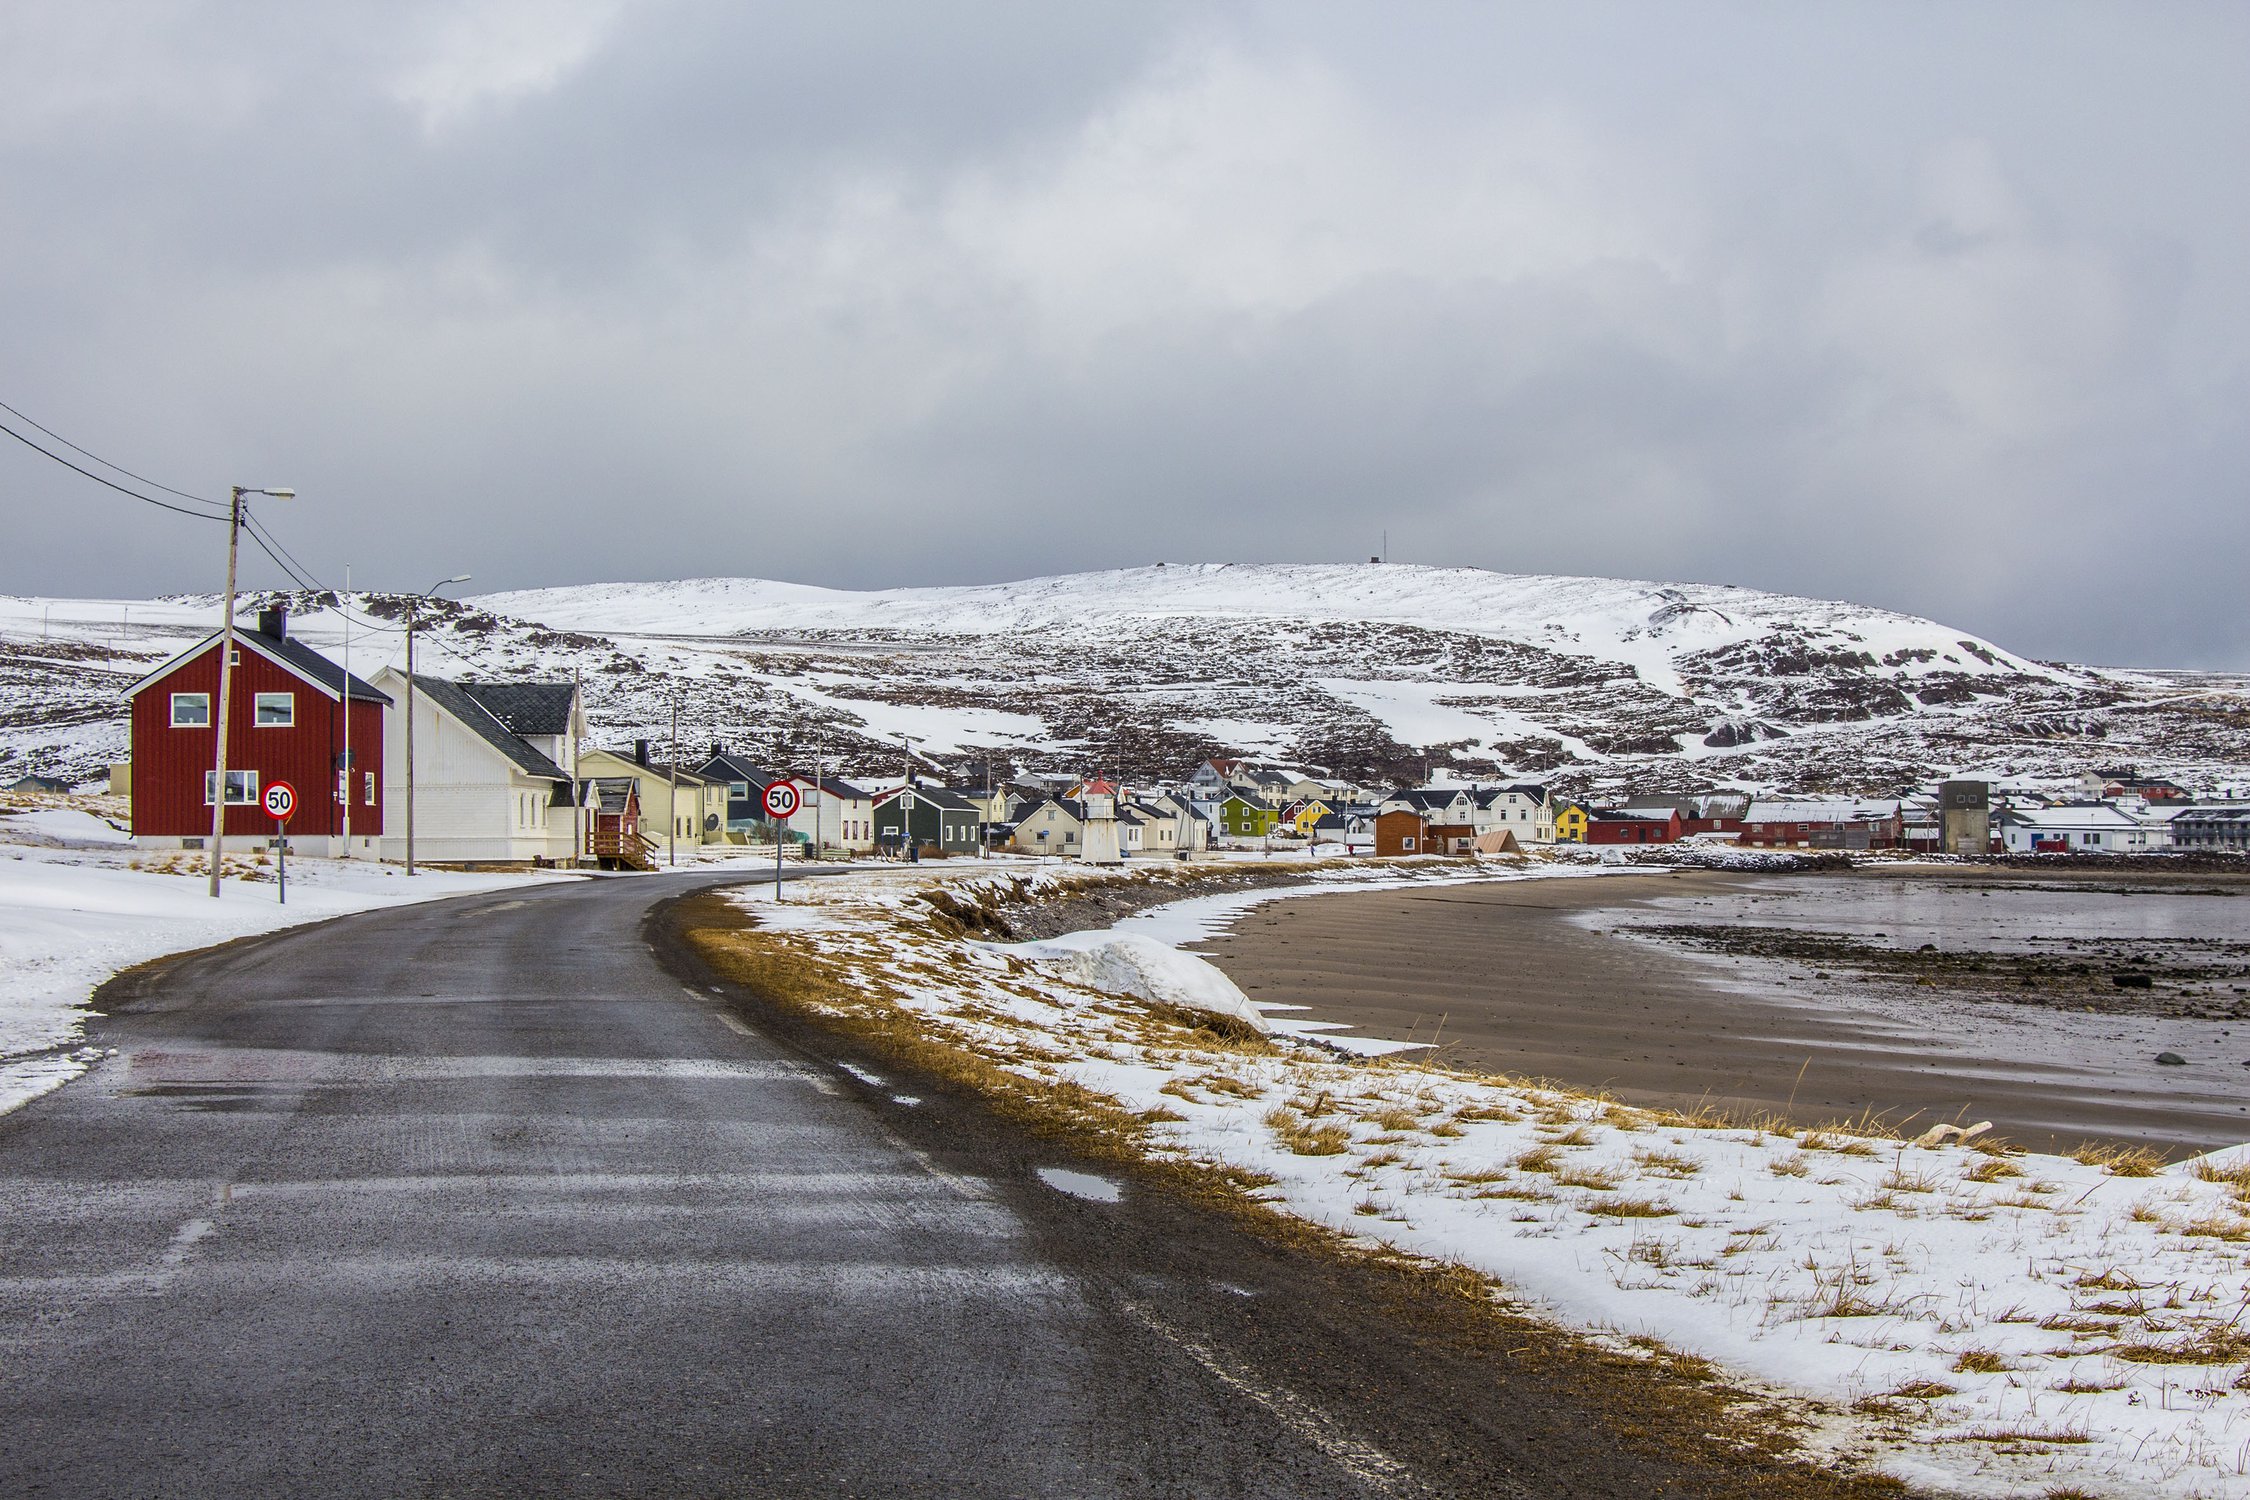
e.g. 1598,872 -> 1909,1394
763,781 -> 801,819
263,780 -> 297,823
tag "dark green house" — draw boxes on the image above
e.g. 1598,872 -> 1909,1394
872,786 -> 983,856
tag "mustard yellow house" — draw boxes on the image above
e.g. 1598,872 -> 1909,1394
1287,799 -> 1333,835
1554,801 -> 1590,843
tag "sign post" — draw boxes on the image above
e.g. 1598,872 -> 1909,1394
263,780 -> 297,905
763,781 -> 801,901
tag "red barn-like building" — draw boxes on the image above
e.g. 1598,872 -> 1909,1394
124,606 -> 390,855
1584,809 -> 1684,845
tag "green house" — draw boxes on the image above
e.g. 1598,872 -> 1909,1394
1218,793 -> 1279,839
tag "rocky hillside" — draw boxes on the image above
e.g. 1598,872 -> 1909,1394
5,565 -> 2246,797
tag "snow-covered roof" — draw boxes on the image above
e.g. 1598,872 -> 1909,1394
1999,804 -> 2145,830
1744,799 -> 1901,824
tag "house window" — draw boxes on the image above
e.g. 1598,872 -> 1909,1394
171,692 -> 210,727
204,769 -> 258,805
364,772 -> 376,805
1402,837 -> 1416,849
254,692 -> 294,726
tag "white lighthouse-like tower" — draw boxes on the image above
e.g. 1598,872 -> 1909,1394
1079,777 -> 1124,865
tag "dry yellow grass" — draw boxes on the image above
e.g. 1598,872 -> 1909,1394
2070,1142 -> 2167,1177
1951,1349 -> 2011,1374
1263,1106 -> 1352,1156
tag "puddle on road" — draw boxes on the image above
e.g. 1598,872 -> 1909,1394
1036,1166 -> 1123,1203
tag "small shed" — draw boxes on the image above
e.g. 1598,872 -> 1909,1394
7,773 -> 71,795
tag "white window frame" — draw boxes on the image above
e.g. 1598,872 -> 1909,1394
253,691 -> 295,727
365,772 -> 377,805
204,768 -> 258,805
170,692 -> 210,727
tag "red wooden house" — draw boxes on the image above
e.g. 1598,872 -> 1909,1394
124,605 -> 390,856
1374,808 -> 1430,856
1584,809 -> 1684,845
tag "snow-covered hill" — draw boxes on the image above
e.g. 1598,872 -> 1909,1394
5,564 -> 2246,796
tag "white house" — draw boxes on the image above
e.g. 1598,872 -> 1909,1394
1998,804 -> 2161,854
1378,788 -> 1478,825
371,670 -> 581,866
1474,785 -> 1554,843
780,775 -> 876,853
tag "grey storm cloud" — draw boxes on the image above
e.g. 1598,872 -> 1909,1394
1,0 -> 2245,669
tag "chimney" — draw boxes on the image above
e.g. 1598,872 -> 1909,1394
710,740 -> 723,759
258,604 -> 287,639
634,739 -> 650,767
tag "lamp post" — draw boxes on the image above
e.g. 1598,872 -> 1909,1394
404,573 -> 472,876
899,734 -> 917,860
207,485 -> 295,898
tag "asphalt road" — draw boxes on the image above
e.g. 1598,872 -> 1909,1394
0,869 -> 1895,1499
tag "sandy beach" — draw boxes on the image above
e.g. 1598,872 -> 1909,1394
1192,866 -> 2250,1155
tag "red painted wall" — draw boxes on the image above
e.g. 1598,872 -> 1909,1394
1586,813 -> 1682,845
130,639 -> 385,838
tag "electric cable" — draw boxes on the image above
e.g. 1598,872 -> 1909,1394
0,414 -> 227,522
0,398 -> 228,509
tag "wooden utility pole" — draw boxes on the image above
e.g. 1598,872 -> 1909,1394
206,489 -> 244,896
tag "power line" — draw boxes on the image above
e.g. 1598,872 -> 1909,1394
0,399 -> 226,509
0,414 -> 228,522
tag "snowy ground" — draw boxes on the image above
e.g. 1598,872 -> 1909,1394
0,800 -> 580,1116
724,860 -> 2250,1499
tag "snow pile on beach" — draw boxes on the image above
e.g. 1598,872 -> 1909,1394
1005,930 -> 1270,1033
0,802 -> 573,1116
730,863 -> 2250,1498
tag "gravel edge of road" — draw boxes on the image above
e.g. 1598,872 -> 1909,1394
656,884 -> 1931,1500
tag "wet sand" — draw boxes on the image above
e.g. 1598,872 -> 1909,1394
1192,869 -> 2250,1155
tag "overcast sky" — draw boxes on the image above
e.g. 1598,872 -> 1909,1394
2,2 -> 2245,668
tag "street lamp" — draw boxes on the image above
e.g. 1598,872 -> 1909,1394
207,486 -> 295,898
404,574 -> 471,876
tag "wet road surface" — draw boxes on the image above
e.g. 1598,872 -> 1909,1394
0,869 -> 1898,1498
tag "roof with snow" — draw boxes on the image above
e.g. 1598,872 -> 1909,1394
1744,799 -> 1902,824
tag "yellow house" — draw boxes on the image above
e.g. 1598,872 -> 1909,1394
1287,799 -> 1333,835
1555,802 -> 1590,843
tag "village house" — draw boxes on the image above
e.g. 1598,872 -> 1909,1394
1738,799 -> 1904,851
2079,768 -> 2192,802
1009,796 -> 1084,855
871,784 -> 983,857
1584,808 -> 1683,845
1134,789 -> 1212,855
1215,791 -> 1280,840
700,749 -> 787,837
1373,808 -> 1431,857
369,667 -> 581,866
1474,785 -> 1555,843
777,774 -> 876,853
1184,758 -> 1249,797
1553,801 -> 1591,843
1997,803 -> 2162,854
2172,807 -> 2250,852
578,743 -> 730,852
123,604 -> 390,857
583,777 -> 651,870
1378,788 -> 1479,827
1309,810 -> 1373,852
1622,792 -> 1748,837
